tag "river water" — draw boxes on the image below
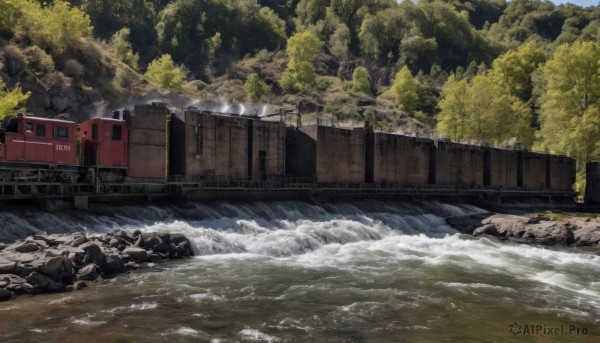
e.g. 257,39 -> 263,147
0,201 -> 598,342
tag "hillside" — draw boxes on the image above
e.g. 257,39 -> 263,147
1,0 -> 599,192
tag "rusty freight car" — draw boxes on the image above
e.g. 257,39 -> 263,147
170,109 -> 285,180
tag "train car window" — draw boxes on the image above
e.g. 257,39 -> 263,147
26,122 -> 33,132
5,118 -> 18,133
92,124 -> 97,140
36,124 -> 45,137
112,125 -> 122,140
53,125 -> 68,139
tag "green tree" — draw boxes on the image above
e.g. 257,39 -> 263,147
437,75 -> 469,140
489,40 -> 546,102
391,66 -> 419,112
145,54 -> 186,90
23,0 -> 93,53
111,28 -> 139,70
537,41 -> 600,193
352,66 -> 371,94
244,73 -> 270,101
280,31 -> 323,93
0,80 -> 30,119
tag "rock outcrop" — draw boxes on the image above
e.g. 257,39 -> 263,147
0,230 -> 194,301
447,213 -> 600,247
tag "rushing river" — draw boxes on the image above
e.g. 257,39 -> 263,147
0,201 -> 599,342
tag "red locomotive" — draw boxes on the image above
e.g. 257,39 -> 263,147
0,115 -> 79,182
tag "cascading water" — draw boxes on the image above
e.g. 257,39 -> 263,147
0,201 -> 598,342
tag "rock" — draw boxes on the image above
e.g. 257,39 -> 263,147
22,283 -> 42,295
126,261 -> 139,269
123,247 -> 148,262
13,243 -> 40,253
149,253 -> 161,263
170,234 -> 188,246
0,261 -> 17,274
109,239 -> 120,248
104,255 -> 124,273
40,256 -> 65,277
0,288 -> 13,300
158,233 -> 171,245
77,264 -> 99,281
70,235 -> 87,247
473,224 -> 499,236
134,236 -> 145,248
25,272 -> 65,292
74,281 -> 87,290
79,242 -> 106,269
146,237 -> 162,249
153,242 -> 170,254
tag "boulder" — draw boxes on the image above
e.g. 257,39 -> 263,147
473,224 -> 498,236
70,235 -> 87,247
25,272 -> 65,292
0,288 -> 13,301
74,281 -> 87,290
153,242 -> 170,254
13,243 -> 40,253
79,242 -> 106,269
40,256 -> 65,277
104,255 -> 124,274
123,247 -> 148,261
146,237 -> 162,249
77,263 -> 99,281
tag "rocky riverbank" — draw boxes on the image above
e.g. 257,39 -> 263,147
447,213 -> 600,247
0,230 -> 194,301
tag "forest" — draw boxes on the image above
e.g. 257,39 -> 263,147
0,0 -> 599,193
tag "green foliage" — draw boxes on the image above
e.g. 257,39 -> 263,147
351,66 -> 370,94
22,0 -> 93,53
23,46 -> 55,76
111,28 -> 139,70
244,73 -> 270,101
536,41 -> 600,193
489,40 -> 546,102
145,54 -> 186,90
280,31 -> 323,93
437,73 -> 533,147
0,79 -> 30,119
391,66 -> 419,113
63,59 -> 85,81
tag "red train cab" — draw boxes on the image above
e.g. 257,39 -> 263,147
0,115 -> 78,165
80,117 -> 128,179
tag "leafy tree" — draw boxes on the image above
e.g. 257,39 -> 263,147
537,41 -> 600,193
145,54 -> 186,90
111,28 -> 139,70
391,66 -> 419,112
437,75 -> 469,140
489,40 -> 546,102
0,80 -> 30,119
23,0 -> 93,53
352,66 -> 371,94
280,31 -> 323,93
244,73 -> 270,101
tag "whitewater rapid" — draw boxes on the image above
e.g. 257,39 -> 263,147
1,201 -> 598,342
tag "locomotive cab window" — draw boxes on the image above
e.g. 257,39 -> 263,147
112,125 -> 122,140
53,125 -> 68,139
36,124 -> 45,137
26,122 -> 33,132
92,124 -> 98,140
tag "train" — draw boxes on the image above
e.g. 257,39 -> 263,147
0,102 -> 576,195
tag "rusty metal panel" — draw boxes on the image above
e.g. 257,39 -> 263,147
285,127 -> 316,178
313,126 -> 365,183
251,120 -> 285,180
522,152 -> 548,190
548,155 -> 575,191
128,103 -> 169,179
586,162 -> 600,203
372,133 -> 431,185
486,148 -> 518,188
182,111 -> 249,179
435,142 -> 483,186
